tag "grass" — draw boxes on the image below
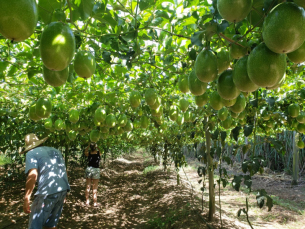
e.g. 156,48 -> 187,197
0,154 -> 12,166
143,165 -> 161,176
147,206 -> 191,229
271,195 -> 305,215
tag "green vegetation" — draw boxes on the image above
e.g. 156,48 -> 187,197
147,206 -> 190,229
143,165 -> 161,176
1,0 -> 305,227
0,154 -> 12,166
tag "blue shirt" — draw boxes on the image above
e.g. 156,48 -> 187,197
25,146 -> 70,195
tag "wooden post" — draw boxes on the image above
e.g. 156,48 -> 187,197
292,131 -> 299,185
205,117 -> 215,221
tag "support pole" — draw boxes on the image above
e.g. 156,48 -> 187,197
205,117 -> 215,221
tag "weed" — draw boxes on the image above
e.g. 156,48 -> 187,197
271,195 -> 305,214
147,206 -> 190,229
143,165 -> 161,176
0,154 -> 12,166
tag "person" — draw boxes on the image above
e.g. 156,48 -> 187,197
84,142 -> 101,207
21,133 -> 70,229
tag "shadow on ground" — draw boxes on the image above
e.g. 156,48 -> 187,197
0,152 -> 248,229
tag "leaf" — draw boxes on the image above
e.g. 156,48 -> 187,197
244,125 -> 253,137
243,175 -> 252,192
242,161 -> 248,173
211,129 -> 219,140
102,51 -> 111,63
139,0 -> 154,11
266,97 -> 275,107
223,156 -> 231,165
151,17 -> 163,26
216,146 -> 222,157
250,98 -> 258,107
67,64 -> 75,84
148,29 -> 158,40
78,0 -> 94,20
197,166 -> 206,177
189,48 -> 196,61
155,10 -> 169,19
0,61 -> 8,72
74,0 -> 81,7
231,126 -> 241,142
191,31 -> 204,47
232,175 -> 243,192
256,196 -> 265,208
299,88 -> 305,99
221,131 -> 227,142
121,31 -> 137,41
221,178 -> 227,188
27,68 -> 40,80
217,20 -> 229,33
93,9 -> 118,27
237,209 -> 242,217
266,196 -> 273,211
7,65 -> 18,77
38,0 -> 61,24
180,17 -> 197,27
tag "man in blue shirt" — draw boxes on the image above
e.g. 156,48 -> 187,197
21,133 -> 70,229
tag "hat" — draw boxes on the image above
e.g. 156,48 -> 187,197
20,133 -> 48,154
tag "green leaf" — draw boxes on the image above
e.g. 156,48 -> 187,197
0,62 -> 7,72
151,17 -> 163,26
74,0 -> 81,7
102,51 -> 111,63
7,65 -> 18,77
250,98 -> 258,107
237,209 -> 242,217
266,196 -> 273,211
217,20 -> 229,33
242,161 -> 248,173
155,10 -> 169,19
220,131 -> 227,142
216,146 -> 221,157
191,31 -> 204,47
266,97 -> 275,107
93,9 -> 118,27
231,126 -> 241,142
232,175 -> 243,192
121,31 -> 137,41
38,0 -> 61,24
78,0 -> 94,20
180,17 -> 197,27
139,0 -> 154,11
243,175 -> 252,192
67,64 -> 75,84
244,125 -> 253,137
27,68 -> 40,80
189,48 -> 196,61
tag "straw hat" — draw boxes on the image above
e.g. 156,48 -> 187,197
20,133 -> 48,154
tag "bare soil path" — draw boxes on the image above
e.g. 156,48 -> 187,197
0,151 -> 304,229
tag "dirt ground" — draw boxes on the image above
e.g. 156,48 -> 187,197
0,151 -> 304,229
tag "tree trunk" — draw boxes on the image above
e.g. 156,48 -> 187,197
205,117 -> 215,221
292,131 -> 299,185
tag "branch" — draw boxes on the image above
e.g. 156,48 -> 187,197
218,33 -> 246,48
149,27 -> 191,40
116,0 -> 135,19
66,0 -> 91,32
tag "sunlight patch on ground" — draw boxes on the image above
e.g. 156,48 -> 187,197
114,158 -> 132,164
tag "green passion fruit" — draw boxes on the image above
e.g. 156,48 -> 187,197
0,0 -> 38,42
262,2 -> 305,54
40,22 -> 75,71
195,49 -> 218,83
